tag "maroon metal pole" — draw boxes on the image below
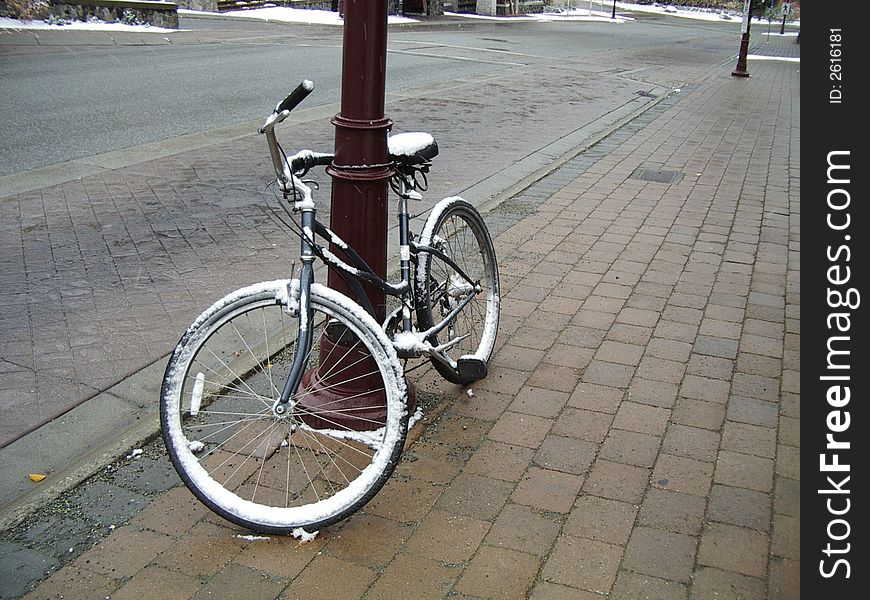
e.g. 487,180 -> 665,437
732,0 -> 752,78
327,0 -> 393,320
298,1 -> 414,430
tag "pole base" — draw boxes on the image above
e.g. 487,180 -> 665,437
297,367 -> 416,431
296,330 -> 415,431
731,70 -> 750,78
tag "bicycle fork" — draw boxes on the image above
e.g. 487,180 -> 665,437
274,207 -> 317,416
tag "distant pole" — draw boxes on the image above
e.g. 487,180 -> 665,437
779,1 -> 788,34
612,0 -> 617,19
732,0 -> 752,77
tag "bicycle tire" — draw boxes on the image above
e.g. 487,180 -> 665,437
160,281 -> 408,534
415,197 -> 500,385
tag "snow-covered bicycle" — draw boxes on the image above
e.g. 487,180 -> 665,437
159,81 -> 499,535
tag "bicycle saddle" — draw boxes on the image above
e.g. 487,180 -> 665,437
388,132 -> 439,166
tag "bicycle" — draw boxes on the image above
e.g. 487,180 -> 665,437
159,80 -> 500,535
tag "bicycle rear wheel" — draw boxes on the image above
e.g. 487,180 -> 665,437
416,197 -> 500,385
160,281 -> 408,534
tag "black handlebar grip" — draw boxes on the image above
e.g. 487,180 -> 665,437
276,80 -> 314,114
291,153 -> 334,173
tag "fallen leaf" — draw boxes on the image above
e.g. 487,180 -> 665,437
28,473 -> 47,482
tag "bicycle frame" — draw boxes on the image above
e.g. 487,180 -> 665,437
263,123 -> 483,413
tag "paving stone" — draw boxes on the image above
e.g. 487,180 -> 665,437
455,546 -> 540,600
725,396 -> 779,428
365,476 -> 444,523
707,484 -> 772,531
661,424 -> 719,463
767,557 -> 800,600
130,486 -> 209,536
541,535 -> 622,594
720,421 -> 777,459
434,473 -> 513,522
565,495 -> 638,546
599,429 -> 660,468
551,408 -> 614,443
651,454 -> 714,497
64,480 -> 151,528
636,356 -> 686,385
0,543 -> 59,600
282,555 -> 376,600
612,402 -> 670,436
403,510 -> 490,564
153,521 -> 241,578
324,513 -> 413,569
512,467 -> 585,514
714,451 -> 774,492
622,527 -> 697,583
689,567 -> 765,600
595,340 -> 645,366
583,460 -> 650,504
731,372 -> 780,403
20,562 -> 118,600
74,527 -> 174,578
626,377 -> 679,408
775,443 -> 800,480
366,553 -> 460,600
233,530 -> 325,579
696,523 -> 769,578
773,477 -> 800,518
509,386 -> 570,418
568,382 -> 624,414
543,343 -> 595,371
770,513 -> 800,560
637,488 -> 706,536
685,354 -> 734,380
529,581 -> 604,600
465,440 -> 535,482
671,397 -> 726,431
611,570 -> 688,600
109,565 -> 202,600
533,435 -> 597,476
395,440 -> 468,485
450,387 -> 514,422
582,359 -> 635,388
485,503 -> 562,557
488,411 -> 553,448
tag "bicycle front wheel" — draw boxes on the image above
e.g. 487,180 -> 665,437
416,197 -> 500,385
160,281 -> 408,534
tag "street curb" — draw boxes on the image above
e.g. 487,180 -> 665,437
0,358 -> 168,531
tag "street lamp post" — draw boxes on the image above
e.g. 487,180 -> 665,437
297,0 -> 407,429
731,0 -> 752,77
612,0 -> 617,19
779,1 -> 789,34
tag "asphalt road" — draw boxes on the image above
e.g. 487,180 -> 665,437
0,11 -> 743,177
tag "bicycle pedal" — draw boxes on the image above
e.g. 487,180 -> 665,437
457,357 -> 487,382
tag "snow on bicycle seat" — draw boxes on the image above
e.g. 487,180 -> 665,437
388,132 -> 439,166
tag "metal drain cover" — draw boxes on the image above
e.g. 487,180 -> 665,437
632,167 -> 683,184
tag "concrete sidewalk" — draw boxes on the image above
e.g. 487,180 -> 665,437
2,34 -> 799,600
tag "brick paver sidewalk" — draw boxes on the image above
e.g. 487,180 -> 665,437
20,43 -> 799,600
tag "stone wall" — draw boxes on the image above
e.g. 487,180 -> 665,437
46,1 -> 179,27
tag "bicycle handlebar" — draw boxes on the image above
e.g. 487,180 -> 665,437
277,79 -> 314,113
259,79 -> 314,133
289,150 -> 334,174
